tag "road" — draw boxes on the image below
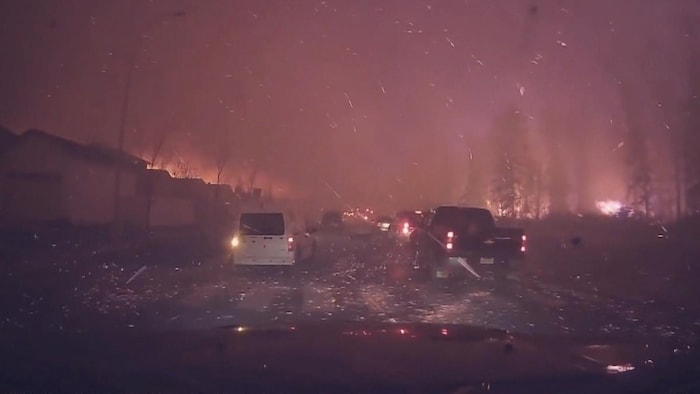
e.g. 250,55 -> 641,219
1,222 -> 699,343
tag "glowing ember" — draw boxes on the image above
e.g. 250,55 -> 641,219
596,200 -> 623,215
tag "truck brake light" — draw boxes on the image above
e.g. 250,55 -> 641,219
520,234 -> 526,253
446,231 -> 455,250
288,236 -> 295,251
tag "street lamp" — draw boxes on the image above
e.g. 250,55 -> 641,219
112,10 -> 187,241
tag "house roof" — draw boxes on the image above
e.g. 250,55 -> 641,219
0,125 -> 19,152
144,168 -> 172,182
20,129 -> 148,169
172,177 -> 207,187
207,183 -> 234,193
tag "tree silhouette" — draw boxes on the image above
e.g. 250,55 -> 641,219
488,108 -> 537,218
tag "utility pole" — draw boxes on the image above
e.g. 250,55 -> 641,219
111,11 -> 187,242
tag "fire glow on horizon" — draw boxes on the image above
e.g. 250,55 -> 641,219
596,200 -> 623,216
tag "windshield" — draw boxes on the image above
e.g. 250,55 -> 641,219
1,0 -> 700,391
239,213 -> 285,236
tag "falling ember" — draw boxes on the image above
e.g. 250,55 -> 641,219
344,92 -> 354,109
324,182 -> 342,199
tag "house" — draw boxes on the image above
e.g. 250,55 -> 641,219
128,169 -> 196,229
0,129 -> 147,228
207,183 -> 235,202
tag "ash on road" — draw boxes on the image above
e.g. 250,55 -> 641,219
1,222 -> 699,344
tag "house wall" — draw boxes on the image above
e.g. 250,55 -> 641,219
150,196 -> 196,227
0,136 -> 140,226
1,173 -> 63,224
0,136 -> 70,223
63,159 -> 139,226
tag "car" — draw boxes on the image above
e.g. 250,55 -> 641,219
393,210 -> 426,245
375,216 -> 394,232
229,208 -> 316,266
408,206 -> 525,282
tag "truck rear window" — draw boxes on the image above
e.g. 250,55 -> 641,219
432,207 -> 495,233
239,213 -> 285,236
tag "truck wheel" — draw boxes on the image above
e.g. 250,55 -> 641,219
410,249 -> 431,283
491,259 -> 510,287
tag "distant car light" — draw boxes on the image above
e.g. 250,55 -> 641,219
230,236 -> 240,248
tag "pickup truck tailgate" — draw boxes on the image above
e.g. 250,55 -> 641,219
492,227 -> 526,254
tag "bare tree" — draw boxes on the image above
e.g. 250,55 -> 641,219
618,81 -> 653,217
488,108 -> 537,218
245,161 -> 258,194
491,156 -> 519,218
681,18 -> 700,216
648,78 -> 684,219
597,50 -> 655,217
130,118 -> 178,169
145,130 -> 169,168
597,18 -> 700,219
233,176 -> 246,199
173,157 -> 198,179
215,155 -> 228,185
136,125 -> 176,236
539,110 -> 570,214
460,147 -> 488,208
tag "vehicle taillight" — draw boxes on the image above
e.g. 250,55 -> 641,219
520,234 -> 527,253
402,222 -> 410,235
446,231 -> 454,250
288,236 -> 295,251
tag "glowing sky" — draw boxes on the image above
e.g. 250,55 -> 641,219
1,0 -> 698,211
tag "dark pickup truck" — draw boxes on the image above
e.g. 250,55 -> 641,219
408,206 -> 526,282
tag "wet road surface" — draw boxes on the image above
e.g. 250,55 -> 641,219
2,224 -> 699,343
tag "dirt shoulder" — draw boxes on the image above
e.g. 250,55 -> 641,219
519,217 -> 700,309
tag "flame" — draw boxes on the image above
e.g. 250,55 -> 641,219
142,153 -> 301,199
595,200 -> 623,216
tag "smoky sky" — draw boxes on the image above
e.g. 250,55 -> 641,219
1,0 -> 698,211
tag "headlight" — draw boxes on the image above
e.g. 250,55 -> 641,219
230,236 -> 240,248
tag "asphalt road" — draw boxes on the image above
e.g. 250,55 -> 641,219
1,222 -> 698,344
